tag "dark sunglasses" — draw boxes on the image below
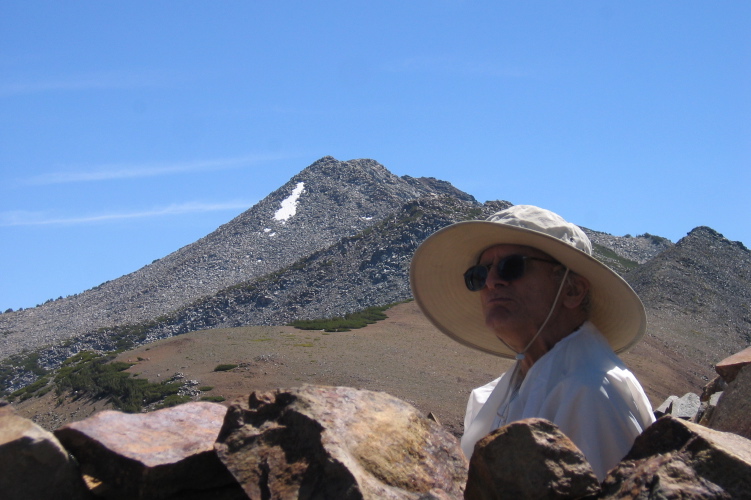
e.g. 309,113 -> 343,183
464,254 -> 559,291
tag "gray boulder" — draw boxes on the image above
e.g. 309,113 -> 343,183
654,393 -> 701,420
672,392 -> 701,420
654,395 -> 679,418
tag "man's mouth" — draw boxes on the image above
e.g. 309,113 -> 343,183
484,295 -> 513,306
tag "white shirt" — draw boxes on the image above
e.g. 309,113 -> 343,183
461,321 -> 655,480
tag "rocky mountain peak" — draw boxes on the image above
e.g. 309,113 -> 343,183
627,224 -> 751,368
297,156 -> 395,183
0,157 -> 479,361
684,226 -> 750,253
2,156 -> 748,403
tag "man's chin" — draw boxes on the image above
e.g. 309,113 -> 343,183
484,312 -> 513,331
485,320 -> 526,347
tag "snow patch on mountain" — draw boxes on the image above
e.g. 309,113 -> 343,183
274,182 -> 305,222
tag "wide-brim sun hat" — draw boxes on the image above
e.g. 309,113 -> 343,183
409,205 -> 646,358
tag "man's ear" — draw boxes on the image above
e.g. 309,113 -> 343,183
562,273 -> 590,309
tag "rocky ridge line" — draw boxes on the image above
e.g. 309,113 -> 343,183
4,157 -> 749,400
0,157 -> 475,360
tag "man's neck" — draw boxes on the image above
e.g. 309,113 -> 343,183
518,311 -> 588,376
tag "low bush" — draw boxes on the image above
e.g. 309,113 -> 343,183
155,394 -> 193,409
200,395 -> 226,402
54,351 -> 182,413
289,303 -> 396,332
213,363 -> 238,372
592,243 -> 640,271
8,375 -> 51,401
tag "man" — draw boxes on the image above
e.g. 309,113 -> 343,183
409,204 -> 655,480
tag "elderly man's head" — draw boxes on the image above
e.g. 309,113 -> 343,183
468,243 -> 590,364
409,205 -> 646,359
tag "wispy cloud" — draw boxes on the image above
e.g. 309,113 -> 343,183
0,70 -> 169,97
20,154 -> 290,186
0,201 -> 252,227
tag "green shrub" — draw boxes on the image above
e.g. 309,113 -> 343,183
198,386 -> 214,392
213,364 -> 238,372
200,395 -> 226,402
9,375 -> 51,401
591,243 -> 640,271
19,352 -> 48,377
36,386 -> 53,397
155,394 -> 193,409
54,351 -> 181,413
289,303 -> 395,332
638,232 -> 671,245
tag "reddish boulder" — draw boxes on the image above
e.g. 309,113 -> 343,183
705,363 -> 751,440
214,385 -> 467,499
715,346 -> 751,383
600,415 -> 751,499
464,418 -> 600,500
0,405 -> 91,500
55,402 -> 239,499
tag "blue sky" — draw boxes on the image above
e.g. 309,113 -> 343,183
1,2 -> 749,312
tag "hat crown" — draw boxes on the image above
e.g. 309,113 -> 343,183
487,205 -> 592,255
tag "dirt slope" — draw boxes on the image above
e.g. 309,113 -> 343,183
14,301 -> 712,437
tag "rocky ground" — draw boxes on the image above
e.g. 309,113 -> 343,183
12,301 -> 712,438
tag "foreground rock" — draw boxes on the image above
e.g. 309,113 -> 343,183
714,346 -> 751,383
600,415 -> 751,499
704,363 -> 751,440
55,402 -> 239,499
465,418 -> 600,499
214,385 -> 468,499
654,392 -> 702,420
7,383 -> 751,499
694,347 -> 751,436
0,405 -> 92,500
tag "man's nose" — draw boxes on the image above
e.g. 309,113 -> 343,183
484,263 -> 510,288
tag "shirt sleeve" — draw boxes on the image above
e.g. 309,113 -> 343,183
464,376 -> 501,429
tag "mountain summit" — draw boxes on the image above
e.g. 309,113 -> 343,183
2,156 -> 749,402
0,157 -> 475,359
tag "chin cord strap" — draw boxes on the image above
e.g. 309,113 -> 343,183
499,268 -> 571,361
494,268 -> 571,427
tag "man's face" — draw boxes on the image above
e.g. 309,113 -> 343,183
477,244 -> 562,350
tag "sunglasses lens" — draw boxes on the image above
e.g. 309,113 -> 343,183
464,265 -> 488,291
497,255 -> 526,282
464,255 -> 529,291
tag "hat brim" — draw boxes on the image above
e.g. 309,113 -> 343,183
409,220 -> 646,358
